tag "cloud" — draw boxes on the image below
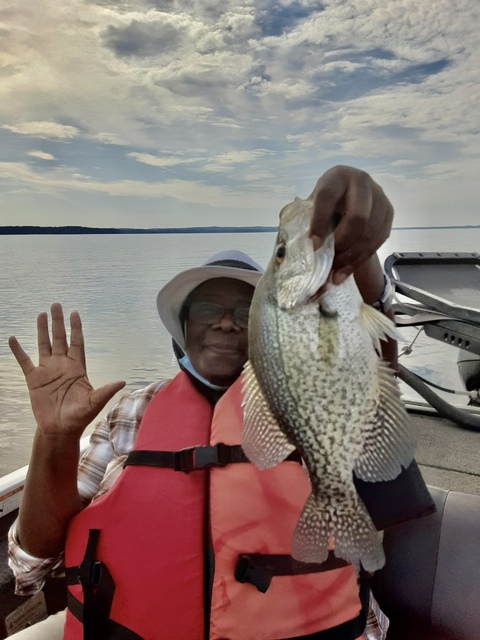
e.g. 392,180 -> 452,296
212,150 -> 272,163
203,149 -> 274,172
127,148 -> 274,173
127,152 -> 196,166
0,160 -> 280,209
102,15 -> 186,58
2,122 -> 80,139
255,1 -> 321,37
0,0 -> 479,227
26,150 -> 57,160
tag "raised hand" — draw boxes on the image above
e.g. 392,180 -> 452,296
308,166 -> 394,284
9,303 -> 125,438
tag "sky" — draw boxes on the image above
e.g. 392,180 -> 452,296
1,0 -> 479,229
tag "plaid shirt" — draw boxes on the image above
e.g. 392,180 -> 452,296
8,379 -> 388,639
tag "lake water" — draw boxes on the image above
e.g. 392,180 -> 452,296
1,228 -> 479,476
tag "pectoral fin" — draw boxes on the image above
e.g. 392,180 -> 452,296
242,360 -> 295,469
360,303 -> 403,354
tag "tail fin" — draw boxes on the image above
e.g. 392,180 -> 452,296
291,492 -> 385,572
291,493 -> 329,565
333,497 -> 385,572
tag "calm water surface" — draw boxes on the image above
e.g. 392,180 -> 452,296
1,228 -> 479,476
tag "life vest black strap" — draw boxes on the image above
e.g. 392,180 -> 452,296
67,593 -> 143,640
66,529 -> 143,640
82,529 -> 114,640
234,552 -> 350,593
124,443 -> 302,474
281,613 -> 365,640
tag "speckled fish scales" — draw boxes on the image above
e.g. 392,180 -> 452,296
242,197 -> 416,572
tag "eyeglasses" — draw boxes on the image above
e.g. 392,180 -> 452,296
188,302 -> 251,328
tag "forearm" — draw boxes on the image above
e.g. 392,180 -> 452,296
353,253 -> 385,305
354,254 -> 398,370
16,431 -> 83,558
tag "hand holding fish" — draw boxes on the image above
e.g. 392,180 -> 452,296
9,303 -> 125,438
308,166 -> 394,284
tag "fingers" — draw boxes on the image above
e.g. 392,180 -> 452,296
10,304 -> 67,374
308,166 -> 394,282
8,336 -> 35,376
333,175 -> 371,253
309,168 -> 347,242
38,304 -> 83,361
330,247 -> 370,285
37,311 -> 52,359
13,304 -> 84,370
50,303 -> 68,356
69,310 -> 86,368
333,183 -> 393,275
310,167 -> 370,248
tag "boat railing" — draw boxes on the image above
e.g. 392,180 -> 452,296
0,436 -> 91,521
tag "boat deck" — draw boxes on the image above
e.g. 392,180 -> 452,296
409,408 -> 480,495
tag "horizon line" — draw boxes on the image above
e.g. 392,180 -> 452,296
0,223 -> 479,233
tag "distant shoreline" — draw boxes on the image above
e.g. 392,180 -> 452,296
0,224 -> 479,235
0,226 -> 276,235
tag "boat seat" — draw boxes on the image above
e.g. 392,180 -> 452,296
372,485 -> 480,640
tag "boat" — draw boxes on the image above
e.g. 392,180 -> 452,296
1,252 -> 480,638
385,251 -> 480,431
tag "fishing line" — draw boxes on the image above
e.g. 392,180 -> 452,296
398,326 -> 424,357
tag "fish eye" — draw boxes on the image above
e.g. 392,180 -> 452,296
275,243 -> 286,262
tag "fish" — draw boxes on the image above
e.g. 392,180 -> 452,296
242,196 -> 416,572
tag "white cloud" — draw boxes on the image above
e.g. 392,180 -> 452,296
2,122 -> 80,139
0,160 -> 280,209
202,148 -> 274,172
210,149 -> 272,164
127,152 -> 197,167
128,148 -> 273,172
26,150 -> 57,160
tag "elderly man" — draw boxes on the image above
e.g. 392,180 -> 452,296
8,166 -> 429,639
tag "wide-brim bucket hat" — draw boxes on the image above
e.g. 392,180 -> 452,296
157,250 -> 264,350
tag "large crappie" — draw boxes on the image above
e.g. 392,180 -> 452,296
242,197 -> 415,572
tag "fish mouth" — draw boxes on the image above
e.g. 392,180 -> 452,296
307,281 -> 330,303
297,234 -> 335,305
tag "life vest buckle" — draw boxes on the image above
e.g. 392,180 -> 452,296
234,554 -> 273,593
175,443 -> 230,473
79,558 -> 103,588
194,443 -> 230,469
174,447 -> 195,473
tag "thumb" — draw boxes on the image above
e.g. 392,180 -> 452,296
90,380 -> 126,414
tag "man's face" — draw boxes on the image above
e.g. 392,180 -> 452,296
184,277 -> 254,387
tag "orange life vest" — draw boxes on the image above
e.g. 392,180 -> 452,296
63,372 -> 366,640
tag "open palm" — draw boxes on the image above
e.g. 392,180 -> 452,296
9,303 -> 125,437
